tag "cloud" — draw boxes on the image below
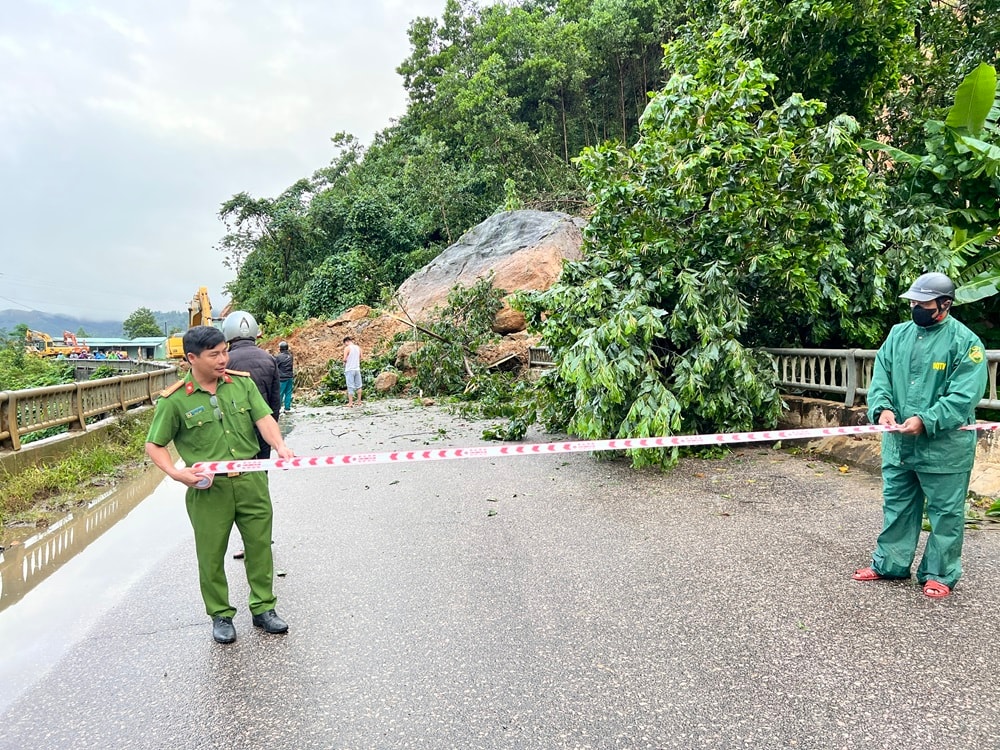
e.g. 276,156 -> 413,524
0,0 -> 444,321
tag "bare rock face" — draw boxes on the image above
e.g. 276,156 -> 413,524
373,371 -> 399,393
396,210 -> 583,322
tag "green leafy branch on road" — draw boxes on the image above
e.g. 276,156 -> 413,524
406,274 -> 506,395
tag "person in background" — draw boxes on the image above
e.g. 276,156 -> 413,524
222,311 -> 281,459
853,272 -> 987,598
275,341 -> 294,413
145,325 -> 294,644
343,335 -> 363,407
223,311 -> 282,562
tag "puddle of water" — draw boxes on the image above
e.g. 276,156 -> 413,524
0,467 -> 189,712
0,465 -> 166,613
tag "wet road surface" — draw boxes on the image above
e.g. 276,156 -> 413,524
1,400 -> 999,749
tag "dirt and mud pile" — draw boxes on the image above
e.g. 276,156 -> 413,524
262,306 -> 542,394
260,305 -> 410,390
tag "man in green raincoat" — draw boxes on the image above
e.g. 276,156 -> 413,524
853,272 -> 987,598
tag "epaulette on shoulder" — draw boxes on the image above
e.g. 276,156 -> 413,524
226,369 -> 251,377
160,380 -> 185,398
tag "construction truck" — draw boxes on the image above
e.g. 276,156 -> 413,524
26,330 -> 91,358
166,286 -> 215,359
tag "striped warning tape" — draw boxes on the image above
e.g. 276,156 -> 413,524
192,421 -> 1000,476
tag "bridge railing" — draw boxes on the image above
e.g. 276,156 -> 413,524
764,348 -> 1000,409
527,346 -> 1000,411
0,362 -> 178,451
69,359 -> 173,380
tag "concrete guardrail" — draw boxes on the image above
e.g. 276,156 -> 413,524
528,346 -> 1000,412
0,360 -> 178,451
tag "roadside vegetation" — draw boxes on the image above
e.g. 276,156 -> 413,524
0,330 -> 74,391
0,409 -> 154,543
0,331 -> 157,542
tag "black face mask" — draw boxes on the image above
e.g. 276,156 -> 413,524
911,305 -> 938,327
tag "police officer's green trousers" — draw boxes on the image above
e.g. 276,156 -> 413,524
185,472 -> 276,619
871,464 -> 970,589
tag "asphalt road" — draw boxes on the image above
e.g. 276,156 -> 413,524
2,400 -> 999,750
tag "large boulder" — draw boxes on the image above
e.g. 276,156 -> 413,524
492,302 -> 527,334
394,341 -> 424,369
373,371 -> 399,393
395,210 -> 583,321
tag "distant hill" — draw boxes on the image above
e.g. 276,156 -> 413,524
0,309 -> 188,339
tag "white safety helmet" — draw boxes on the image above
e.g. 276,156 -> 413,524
222,311 -> 260,342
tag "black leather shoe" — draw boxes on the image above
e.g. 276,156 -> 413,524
212,616 -> 236,644
251,609 -> 288,634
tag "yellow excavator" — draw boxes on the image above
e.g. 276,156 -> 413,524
166,287 -> 214,359
26,330 -> 91,358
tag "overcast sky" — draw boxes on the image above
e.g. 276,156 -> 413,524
0,0 -> 446,321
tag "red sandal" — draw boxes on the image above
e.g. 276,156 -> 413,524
852,567 -> 883,581
923,580 -> 950,599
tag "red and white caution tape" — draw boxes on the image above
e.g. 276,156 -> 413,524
192,421 -> 1000,476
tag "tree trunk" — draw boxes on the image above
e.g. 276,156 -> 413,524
561,89 -> 569,164
618,54 -> 626,141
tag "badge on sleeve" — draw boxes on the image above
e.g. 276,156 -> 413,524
969,345 -> 984,364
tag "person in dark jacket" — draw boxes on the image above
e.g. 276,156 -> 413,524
275,341 -> 294,413
222,311 -> 281,459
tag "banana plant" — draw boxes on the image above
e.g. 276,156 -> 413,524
863,63 -> 1000,303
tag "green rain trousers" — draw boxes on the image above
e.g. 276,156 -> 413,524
871,465 -> 970,588
185,472 -> 275,618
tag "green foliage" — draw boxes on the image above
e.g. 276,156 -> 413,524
0,332 -> 74,390
863,63 -> 1000,306
88,365 -> 119,380
121,307 -> 162,339
260,311 -> 302,341
1,409 -> 153,530
455,372 -> 535,441
894,0 -> 1000,148
522,56 -> 932,468
408,274 -> 505,395
219,0 -> 687,320
726,0 -> 919,126
946,63 -> 997,134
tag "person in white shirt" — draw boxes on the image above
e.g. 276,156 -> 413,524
343,336 -> 363,407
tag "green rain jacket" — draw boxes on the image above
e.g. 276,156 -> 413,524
867,315 -> 987,473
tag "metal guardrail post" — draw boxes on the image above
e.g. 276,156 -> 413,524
844,349 -> 857,407
0,392 -> 14,451
72,383 -> 86,432
6,392 -> 21,451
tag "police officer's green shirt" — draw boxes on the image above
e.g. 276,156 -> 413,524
867,315 -> 987,473
146,370 -> 273,466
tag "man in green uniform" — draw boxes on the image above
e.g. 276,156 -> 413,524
146,326 -> 295,643
853,273 -> 987,598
